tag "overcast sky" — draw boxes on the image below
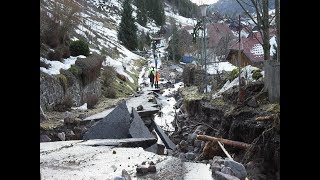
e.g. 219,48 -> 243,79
190,0 -> 219,5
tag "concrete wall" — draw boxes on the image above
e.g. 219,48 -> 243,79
264,60 -> 280,103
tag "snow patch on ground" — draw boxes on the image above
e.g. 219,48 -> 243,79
207,62 -> 237,75
212,65 -> 262,99
40,56 -> 84,75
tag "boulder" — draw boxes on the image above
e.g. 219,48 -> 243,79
40,135 -> 51,142
137,105 -> 144,111
57,132 -> 66,141
212,156 -> 225,165
187,133 -> 197,144
136,165 -> 149,175
215,171 -> 240,180
185,152 -> 196,160
211,162 -> 222,172
224,160 -> 247,179
194,140 -> 202,147
179,153 -> 186,162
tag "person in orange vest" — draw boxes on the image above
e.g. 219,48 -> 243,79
154,71 -> 160,89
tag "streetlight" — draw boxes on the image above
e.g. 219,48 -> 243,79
199,3 -> 208,93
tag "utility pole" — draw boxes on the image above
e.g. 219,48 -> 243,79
204,16 -> 207,93
200,3 -> 208,93
238,15 -> 244,104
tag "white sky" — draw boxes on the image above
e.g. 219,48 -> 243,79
191,0 -> 219,5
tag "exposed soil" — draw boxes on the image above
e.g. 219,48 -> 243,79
170,80 -> 280,180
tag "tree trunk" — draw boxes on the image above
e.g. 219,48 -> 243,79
262,0 -> 270,61
197,135 -> 251,149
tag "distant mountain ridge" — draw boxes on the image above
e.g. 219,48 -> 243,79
208,0 -> 275,17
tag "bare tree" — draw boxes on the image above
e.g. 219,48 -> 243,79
52,0 -> 81,44
235,0 -> 272,61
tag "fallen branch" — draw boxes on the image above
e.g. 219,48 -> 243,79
197,135 -> 251,149
217,141 -> 233,160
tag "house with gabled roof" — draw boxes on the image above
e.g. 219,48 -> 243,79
226,31 -> 265,68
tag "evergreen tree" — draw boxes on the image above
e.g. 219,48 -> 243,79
167,19 -> 180,62
138,31 -> 147,51
136,0 -> 147,26
172,0 -> 199,18
118,0 -> 138,51
146,0 -> 165,26
154,0 -> 165,26
146,32 -> 151,47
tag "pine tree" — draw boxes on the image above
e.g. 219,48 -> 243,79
138,31 -> 147,51
118,0 -> 138,51
136,0 -> 147,26
168,19 -> 180,62
146,32 -> 151,47
154,0 -> 165,26
146,0 -> 165,26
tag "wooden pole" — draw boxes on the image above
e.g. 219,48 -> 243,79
197,135 -> 251,149
217,141 -> 233,160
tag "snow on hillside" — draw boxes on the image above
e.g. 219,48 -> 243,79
41,0 -> 144,82
41,0 -> 201,81
164,3 -> 197,27
40,56 -> 85,75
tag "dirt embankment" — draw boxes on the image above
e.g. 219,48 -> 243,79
170,81 -> 280,180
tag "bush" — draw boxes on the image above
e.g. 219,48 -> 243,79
84,94 -> 99,109
62,45 -> 71,58
102,65 -> 117,98
116,73 -> 127,82
75,53 -> 103,86
228,68 -> 239,82
56,74 -> 68,92
69,64 -> 82,77
70,40 -> 90,56
54,95 -> 73,112
252,69 -> 263,80
60,69 -> 77,87
100,47 -> 111,56
104,87 -> 117,98
47,49 -> 62,61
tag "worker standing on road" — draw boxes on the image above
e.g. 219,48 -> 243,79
148,67 -> 156,88
154,54 -> 158,69
154,71 -> 160,89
